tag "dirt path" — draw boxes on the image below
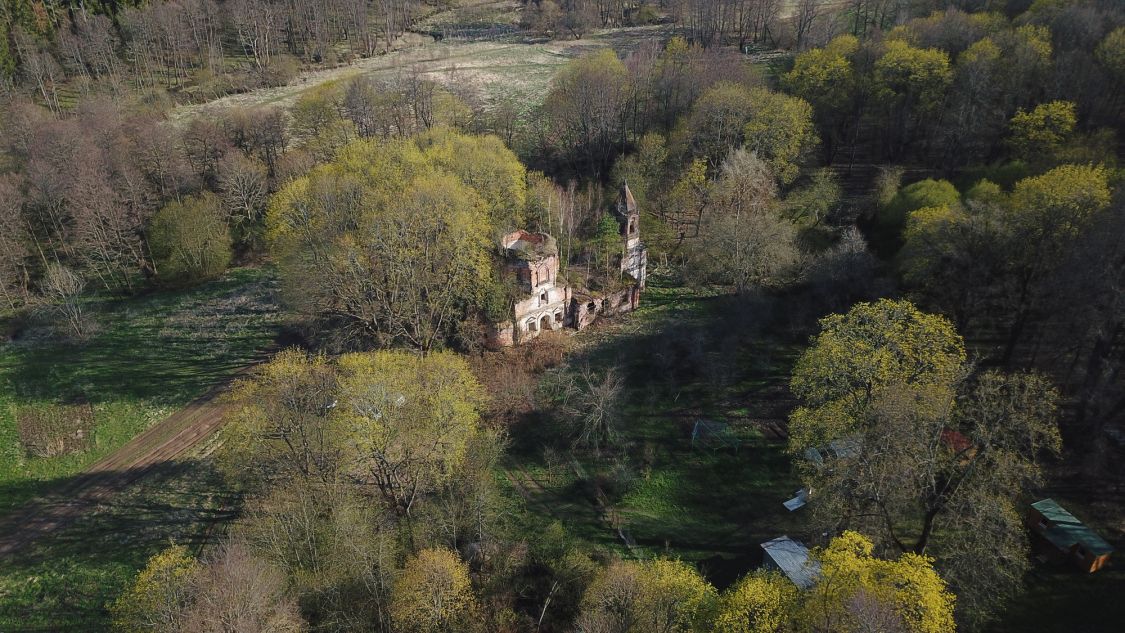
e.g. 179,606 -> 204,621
0,384 -> 235,558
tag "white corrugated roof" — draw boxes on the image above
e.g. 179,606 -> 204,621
761,536 -> 820,589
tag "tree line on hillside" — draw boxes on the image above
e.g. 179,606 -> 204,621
0,0 -> 426,103
527,11 -> 1122,177
518,0 -> 904,50
0,70 -> 488,334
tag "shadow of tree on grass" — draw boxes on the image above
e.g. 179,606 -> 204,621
0,459 -> 240,633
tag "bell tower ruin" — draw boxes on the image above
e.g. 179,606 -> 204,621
616,181 -> 647,289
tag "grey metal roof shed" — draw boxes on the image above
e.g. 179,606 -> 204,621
761,536 -> 820,589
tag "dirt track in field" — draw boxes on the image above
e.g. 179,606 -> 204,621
0,385 -> 234,558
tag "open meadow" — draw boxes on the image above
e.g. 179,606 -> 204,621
0,267 -> 283,514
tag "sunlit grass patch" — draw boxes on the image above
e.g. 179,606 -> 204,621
0,267 -> 283,515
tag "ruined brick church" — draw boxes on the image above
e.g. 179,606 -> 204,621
486,183 -> 648,348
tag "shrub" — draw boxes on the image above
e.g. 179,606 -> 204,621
875,178 -> 960,255
148,192 -> 233,287
261,54 -> 299,87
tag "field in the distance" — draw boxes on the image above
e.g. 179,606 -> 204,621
172,23 -> 672,121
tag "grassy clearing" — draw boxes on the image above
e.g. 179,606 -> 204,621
504,279 -> 805,586
172,23 -> 675,121
0,454 -> 237,631
0,267 -> 283,515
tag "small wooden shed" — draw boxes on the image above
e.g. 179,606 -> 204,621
1026,498 -> 1114,573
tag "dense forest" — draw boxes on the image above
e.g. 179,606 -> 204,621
1,0 -> 1123,631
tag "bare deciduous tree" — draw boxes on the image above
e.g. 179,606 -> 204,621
555,364 -> 625,452
228,0 -> 283,73
41,264 -> 90,339
0,175 -> 31,309
181,543 -> 305,633
219,151 -> 270,244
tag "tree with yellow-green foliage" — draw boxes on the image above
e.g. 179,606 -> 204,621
267,132 -> 516,350
575,558 -> 717,633
783,34 -> 859,108
789,299 -> 966,448
804,532 -> 955,633
290,81 -> 357,161
682,82 -> 756,168
667,157 -> 710,234
541,49 -> 631,176
783,35 -> 859,161
334,350 -> 484,516
639,559 -> 718,632
610,132 -> 669,213
946,37 -> 1006,161
111,545 -> 199,633
1098,26 -> 1125,83
713,571 -> 798,633
681,83 -> 816,180
992,25 -> 1052,113
898,166 -> 1112,348
147,192 -> 232,287
1007,101 -> 1077,162
390,548 -> 478,633
789,299 -> 1061,626
221,349 -> 340,486
742,90 -> 817,185
1006,164 -> 1111,245
221,348 -> 485,519
898,202 -> 992,327
872,41 -> 952,157
999,164 -> 1111,359
875,178 -> 961,255
415,127 -> 528,234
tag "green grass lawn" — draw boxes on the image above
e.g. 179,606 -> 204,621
0,267 -> 284,515
0,456 -> 237,631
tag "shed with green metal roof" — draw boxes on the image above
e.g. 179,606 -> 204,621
1026,498 -> 1114,573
